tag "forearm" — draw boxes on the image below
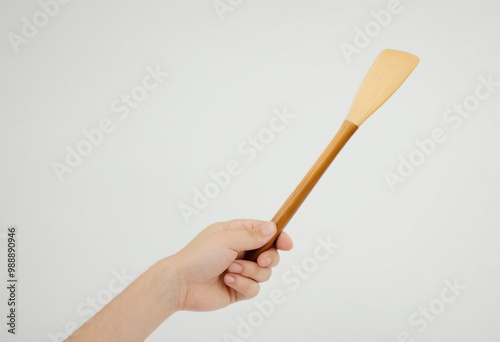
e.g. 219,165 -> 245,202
68,257 -> 183,342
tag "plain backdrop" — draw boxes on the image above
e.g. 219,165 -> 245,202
1,0 -> 499,341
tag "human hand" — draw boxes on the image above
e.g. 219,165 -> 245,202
171,220 -> 293,311
67,219 -> 292,342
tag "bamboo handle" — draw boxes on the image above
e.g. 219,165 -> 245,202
245,120 -> 358,261
244,50 -> 419,261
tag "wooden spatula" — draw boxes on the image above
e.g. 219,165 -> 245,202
245,49 -> 420,262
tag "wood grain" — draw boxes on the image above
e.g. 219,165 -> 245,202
346,49 -> 419,126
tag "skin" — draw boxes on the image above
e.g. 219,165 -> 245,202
67,220 -> 293,342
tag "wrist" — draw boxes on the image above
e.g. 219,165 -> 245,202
155,255 -> 187,313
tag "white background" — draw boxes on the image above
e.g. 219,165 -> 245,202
1,0 -> 499,341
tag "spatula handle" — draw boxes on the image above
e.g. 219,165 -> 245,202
245,120 -> 358,262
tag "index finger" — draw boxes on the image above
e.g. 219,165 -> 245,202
275,231 -> 293,251
223,219 -> 269,232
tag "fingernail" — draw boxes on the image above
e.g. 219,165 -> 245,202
225,274 -> 235,284
261,257 -> 271,267
261,222 -> 276,236
228,263 -> 242,273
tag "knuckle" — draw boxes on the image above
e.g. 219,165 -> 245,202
240,279 -> 251,292
248,283 -> 260,298
268,254 -> 280,267
262,269 -> 272,281
222,220 -> 235,231
239,262 -> 249,275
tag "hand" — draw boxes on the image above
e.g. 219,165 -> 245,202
171,220 -> 293,311
67,219 -> 292,342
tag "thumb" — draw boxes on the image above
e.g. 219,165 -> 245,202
221,221 -> 277,253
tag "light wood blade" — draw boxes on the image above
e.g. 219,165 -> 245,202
346,49 -> 419,126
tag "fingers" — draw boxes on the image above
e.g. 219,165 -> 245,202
224,273 -> 260,300
250,232 -> 293,266
255,248 -> 280,268
223,219 -> 269,231
220,223 -> 294,302
276,231 -> 293,251
220,220 -> 293,253
228,260 -> 272,282
220,221 -> 277,252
